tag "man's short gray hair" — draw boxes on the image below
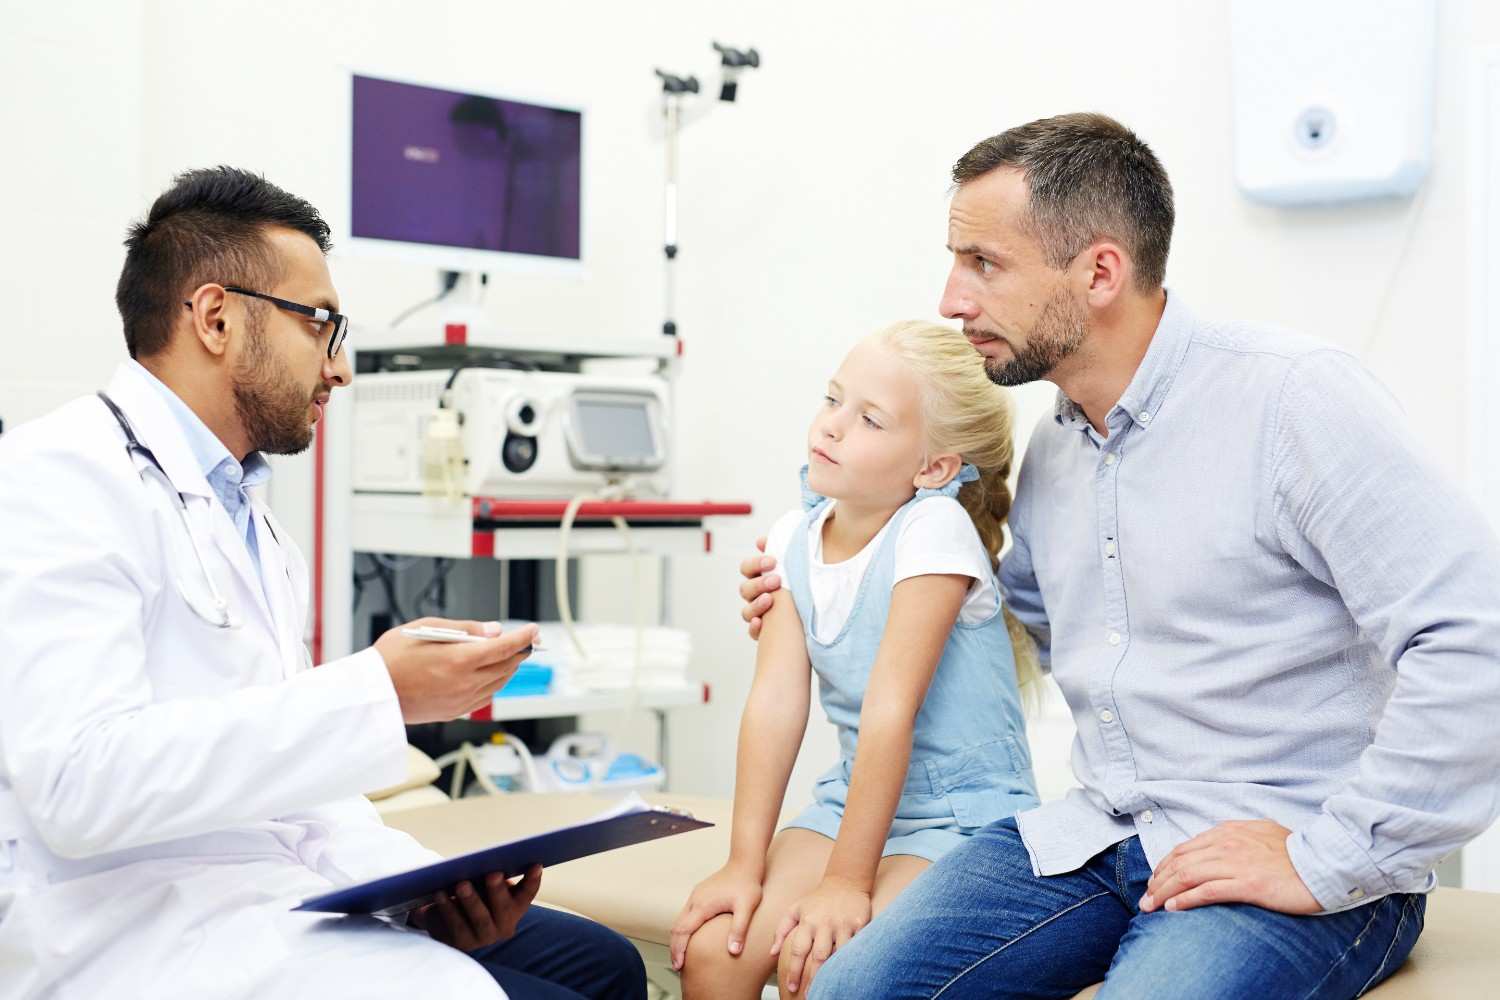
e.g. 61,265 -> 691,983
954,113 -> 1174,291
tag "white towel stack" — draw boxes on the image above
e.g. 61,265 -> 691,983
518,623 -> 693,693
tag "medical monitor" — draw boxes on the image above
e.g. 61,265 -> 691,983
347,73 -> 583,272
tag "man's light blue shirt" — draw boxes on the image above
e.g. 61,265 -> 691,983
1002,291 -> 1500,913
130,361 -> 271,578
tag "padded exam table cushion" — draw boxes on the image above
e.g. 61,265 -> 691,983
386,793 -> 1498,998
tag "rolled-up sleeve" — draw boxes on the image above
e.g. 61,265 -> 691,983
1272,350 -> 1500,911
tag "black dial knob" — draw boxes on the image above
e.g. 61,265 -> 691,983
502,432 -> 538,474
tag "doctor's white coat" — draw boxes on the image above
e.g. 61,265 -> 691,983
0,363 -> 507,998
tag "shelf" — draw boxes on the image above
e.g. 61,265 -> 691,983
356,321 -> 679,361
472,682 -> 708,722
473,499 -> 753,521
351,493 -> 752,559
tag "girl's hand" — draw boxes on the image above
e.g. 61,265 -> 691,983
770,877 -> 872,995
669,862 -> 765,971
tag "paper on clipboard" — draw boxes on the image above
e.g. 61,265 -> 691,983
295,794 -> 712,916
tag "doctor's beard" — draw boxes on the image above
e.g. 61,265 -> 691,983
980,287 -> 1088,387
233,316 -> 317,456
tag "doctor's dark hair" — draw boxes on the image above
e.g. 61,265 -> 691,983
953,113 -> 1173,291
115,166 -> 333,358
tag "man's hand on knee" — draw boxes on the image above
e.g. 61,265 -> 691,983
1140,820 -> 1320,915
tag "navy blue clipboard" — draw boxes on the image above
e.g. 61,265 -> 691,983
295,806 -> 713,916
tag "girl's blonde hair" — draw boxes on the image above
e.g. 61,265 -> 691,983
875,320 -> 1042,698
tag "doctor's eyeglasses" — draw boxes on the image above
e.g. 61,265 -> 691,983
183,286 -> 350,359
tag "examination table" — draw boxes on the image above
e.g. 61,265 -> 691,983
383,790 -> 1497,999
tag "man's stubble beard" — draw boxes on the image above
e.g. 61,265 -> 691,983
984,288 -> 1088,387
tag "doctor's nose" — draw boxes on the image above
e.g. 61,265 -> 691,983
325,349 -> 352,388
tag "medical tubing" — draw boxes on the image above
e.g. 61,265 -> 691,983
435,737 -> 541,797
555,489 -> 647,718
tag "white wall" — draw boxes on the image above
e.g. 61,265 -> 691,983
4,0 -> 1498,878
0,0 -> 142,428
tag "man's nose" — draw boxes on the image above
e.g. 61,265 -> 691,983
939,268 -> 977,321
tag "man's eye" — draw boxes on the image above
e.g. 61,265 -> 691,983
977,258 -> 995,275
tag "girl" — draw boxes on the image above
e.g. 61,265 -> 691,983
669,321 -> 1041,999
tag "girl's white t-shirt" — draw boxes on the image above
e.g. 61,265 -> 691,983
764,495 -> 1000,645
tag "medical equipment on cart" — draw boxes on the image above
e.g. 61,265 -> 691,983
351,368 -> 670,500
439,732 -> 665,797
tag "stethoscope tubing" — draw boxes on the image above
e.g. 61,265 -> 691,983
97,392 -> 238,630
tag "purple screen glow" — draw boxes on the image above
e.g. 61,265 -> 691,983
351,75 -> 581,259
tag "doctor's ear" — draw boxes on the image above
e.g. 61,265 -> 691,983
184,284 -> 232,357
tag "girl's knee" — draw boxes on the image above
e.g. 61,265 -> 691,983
682,917 -> 772,998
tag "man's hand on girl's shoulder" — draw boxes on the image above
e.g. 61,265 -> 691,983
740,536 -> 782,641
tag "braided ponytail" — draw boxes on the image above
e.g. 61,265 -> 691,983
876,321 -> 1042,698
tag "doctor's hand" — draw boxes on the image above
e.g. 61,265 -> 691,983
1140,820 -> 1321,916
739,537 -> 781,641
410,865 -> 542,953
771,877 -> 871,995
376,618 -> 539,724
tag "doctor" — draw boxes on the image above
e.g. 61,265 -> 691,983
0,167 -> 646,999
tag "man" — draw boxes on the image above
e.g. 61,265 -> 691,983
738,114 -> 1500,997
0,167 -> 645,999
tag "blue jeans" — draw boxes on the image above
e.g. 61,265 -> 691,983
471,905 -> 646,999
809,818 -> 1424,999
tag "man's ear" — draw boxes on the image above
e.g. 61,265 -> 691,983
184,283 -> 232,358
1078,240 -> 1129,310
914,453 -> 963,491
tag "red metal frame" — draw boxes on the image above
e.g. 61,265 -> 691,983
312,427 -> 751,662
472,499 -> 752,521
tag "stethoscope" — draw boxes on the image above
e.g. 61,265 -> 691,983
98,391 -> 240,629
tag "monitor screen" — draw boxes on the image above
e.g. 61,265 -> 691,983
351,74 -> 581,260
573,398 -> 658,464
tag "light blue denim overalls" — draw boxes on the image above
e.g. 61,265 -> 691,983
783,465 -> 1040,861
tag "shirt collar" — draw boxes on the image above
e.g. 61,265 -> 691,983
128,360 -> 271,491
1053,288 -> 1194,434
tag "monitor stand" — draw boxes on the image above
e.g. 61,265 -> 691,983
429,270 -> 490,332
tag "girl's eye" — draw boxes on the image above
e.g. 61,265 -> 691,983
823,395 -> 839,407
861,414 -> 882,430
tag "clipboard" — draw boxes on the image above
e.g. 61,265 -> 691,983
295,796 -> 712,916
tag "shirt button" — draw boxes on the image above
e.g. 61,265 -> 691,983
1103,453 -> 1117,466
1138,411 -> 1153,424
1349,888 -> 1366,900
1141,810 -> 1154,824
1098,708 -> 1115,724
1107,631 -> 1122,646
1104,541 -> 1117,557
